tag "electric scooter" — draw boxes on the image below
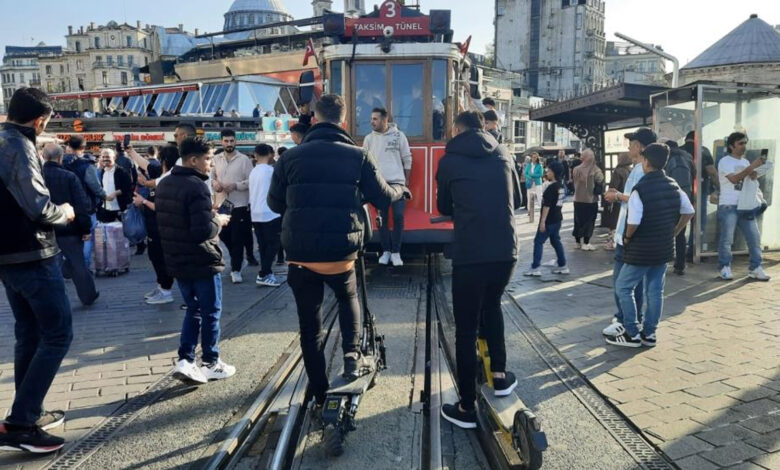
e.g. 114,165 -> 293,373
431,215 -> 548,470
320,206 -> 388,456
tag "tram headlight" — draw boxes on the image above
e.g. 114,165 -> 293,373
382,26 -> 395,39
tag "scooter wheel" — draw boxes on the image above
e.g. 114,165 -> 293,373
513,411 -> 543,470
324,424 -> 344,457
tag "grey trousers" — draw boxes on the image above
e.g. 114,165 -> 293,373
58,235 -> 98,306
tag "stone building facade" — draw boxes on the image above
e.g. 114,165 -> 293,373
0,45 -> 60,113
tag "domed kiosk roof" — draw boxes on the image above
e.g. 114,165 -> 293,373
226,0 -> 291,15
682,14 -> 780,70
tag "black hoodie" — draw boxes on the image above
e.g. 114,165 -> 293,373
436,129 -> 521,266
267,122 -> 404,262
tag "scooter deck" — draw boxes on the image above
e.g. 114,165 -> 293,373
327,372 -> 375,395
479,383 -> 527,430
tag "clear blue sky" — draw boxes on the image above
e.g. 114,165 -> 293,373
1,1 -> 779,68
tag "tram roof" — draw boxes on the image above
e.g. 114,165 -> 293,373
529,82 -> 668,129
322,43 -> 465,62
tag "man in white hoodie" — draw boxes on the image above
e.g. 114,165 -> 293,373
363,107 -> 412,266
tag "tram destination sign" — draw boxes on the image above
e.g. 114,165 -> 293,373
345,0 -> 432,38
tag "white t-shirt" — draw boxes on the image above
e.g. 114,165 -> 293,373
102,166 -> 120,211
248,164 -> 280,223
627,188 -> 695,225
718,155 -> 750,206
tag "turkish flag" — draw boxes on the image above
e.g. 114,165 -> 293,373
459,35 -> 472,56
303,39 -> 317,66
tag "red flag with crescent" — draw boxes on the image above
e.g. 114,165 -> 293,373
303,39 -> 317,66
459,35 -> 472,56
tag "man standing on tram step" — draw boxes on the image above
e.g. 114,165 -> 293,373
363,107 -> 412,267
436,111 -> 522,429
268,94 -> 408,406
606,143 -> 695,348
601,127 -> 656,338
212,129 -> 254,284
42,143 -> 99,306
156,137 -> 235,384
0,87 -> 76,453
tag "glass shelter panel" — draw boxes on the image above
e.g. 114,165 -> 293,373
354,64 -> 386,137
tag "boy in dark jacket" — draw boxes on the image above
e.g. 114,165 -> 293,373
436,111 -> 522,429
606,144 -> 694,348
267,94 -> 407,405
156,137 -> 234,384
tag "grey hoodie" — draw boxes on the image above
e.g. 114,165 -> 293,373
362,124 -> 412,184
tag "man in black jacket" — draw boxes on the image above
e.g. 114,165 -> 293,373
436,111 -> 522,429
606,144 -> 694,349
0,87 -> 75,453
267,94 -> 406,405
42,143 -> 99,306
156,137 -> 235,384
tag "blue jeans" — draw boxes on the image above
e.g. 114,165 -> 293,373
615,263 -> 666,337
531,221 -> 566,269
613,244 -> 644,324
0,258 -> 73,426
82,213 -> 98,270
717,205 -> 763,270
379,198 -> 406,253
177,274 -> 223,364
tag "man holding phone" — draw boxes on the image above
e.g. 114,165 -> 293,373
212,129 -> 254,283
717,132 -> 770,281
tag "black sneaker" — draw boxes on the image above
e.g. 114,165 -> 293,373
441,403 -> 477,429
35,410 -> 65,431
493,372 -> 518,397
605,331 -> 642,348
0,423 -> 65,453
343,352 -> 361,379
640,332 -> 657,347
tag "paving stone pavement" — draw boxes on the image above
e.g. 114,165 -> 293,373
0,251 -> 287,469
509,201 -> 780,469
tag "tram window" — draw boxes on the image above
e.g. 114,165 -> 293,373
355,64 -> 386,137
432,60 -> 448,141
391,64 -> 424,137
330,61 -> 344,96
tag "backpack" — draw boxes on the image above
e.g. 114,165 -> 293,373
665,150 -> 693,192
65,157 -> 101,211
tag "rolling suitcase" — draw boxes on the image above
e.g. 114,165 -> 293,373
94,221 -> 130,276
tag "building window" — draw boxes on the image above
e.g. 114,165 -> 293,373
77,59 -> 83,70
75,41 -> 82,52
78,77 -> 85,90
118,55 -> 124,66
46,65 -> 52,75
95,37 -> 101,48
128,55 -> 134,66
60,65 -> 65,74
121,72 -> 128,85
95,55 -> 102,65
126,36 -> 132,47
248,15 -> 255,25
102,71 -> 108,86
144,56 -> 148,66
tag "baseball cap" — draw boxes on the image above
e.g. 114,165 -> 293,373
624,127 -> 657,147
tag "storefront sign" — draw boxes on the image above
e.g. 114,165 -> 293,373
345,0 -> 431,38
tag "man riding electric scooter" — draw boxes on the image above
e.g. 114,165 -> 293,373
267,94 -> 408,407
436,111 -> 523,428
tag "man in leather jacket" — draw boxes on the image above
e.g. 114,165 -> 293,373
0,88 -> 75,453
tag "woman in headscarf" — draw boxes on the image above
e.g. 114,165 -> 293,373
524,152 -> 544,223
572,148 -> 604,250
601,152 -> 632,250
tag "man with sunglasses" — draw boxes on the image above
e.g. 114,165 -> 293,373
717,132 -> 770,281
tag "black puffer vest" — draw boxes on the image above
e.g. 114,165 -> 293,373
623,170 -> 681,266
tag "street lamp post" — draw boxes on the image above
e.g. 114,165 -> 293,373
615,32 -> 679,88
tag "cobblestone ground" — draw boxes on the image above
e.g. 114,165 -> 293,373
0,250 -> 287,470
509,202 -> 780,470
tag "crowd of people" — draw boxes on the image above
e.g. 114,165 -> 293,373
0,84 -> 773,454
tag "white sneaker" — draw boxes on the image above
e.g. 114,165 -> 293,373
256,273 -> 281,287
173,359 -> 208,384
231,271 -> 243,284
391,253 -> 403,267
542,259 -> 558,267
144,286 -> 160,300
719,266 -> 734,280
748,266 -> 771,282
583,244 -> 596,251
523,268 -> 542,277
552,265 -> 570,274
146,290 -> 174,305
378,251 -> 391,265
201,359 -> 236,380
602,320 -> 625,337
